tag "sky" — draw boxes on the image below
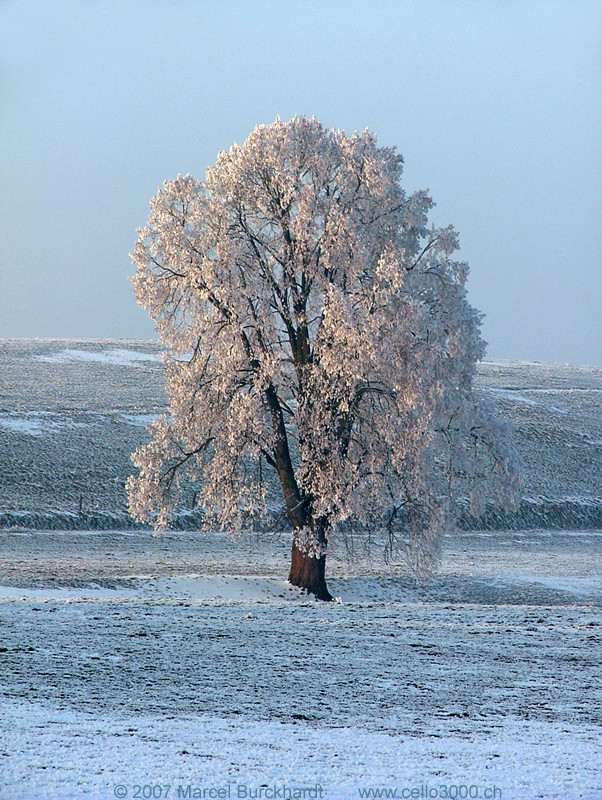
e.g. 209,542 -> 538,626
1,0 -> 601,365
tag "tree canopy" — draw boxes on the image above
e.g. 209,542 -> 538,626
127,117 -> 519,600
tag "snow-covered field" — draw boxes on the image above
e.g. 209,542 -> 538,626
1,341 -> 601,799
1,339 -> 601,528
1,530 -> 600,799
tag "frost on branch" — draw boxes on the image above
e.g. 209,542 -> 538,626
127,116 -> 520,592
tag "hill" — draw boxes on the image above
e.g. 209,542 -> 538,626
0,339 -> 600,530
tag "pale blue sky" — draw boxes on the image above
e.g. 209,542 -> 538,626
1,0 -> 601,364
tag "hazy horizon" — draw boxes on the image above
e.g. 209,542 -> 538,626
1,1 -> 600,365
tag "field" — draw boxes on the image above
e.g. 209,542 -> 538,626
1,340 -> 601,529
0,341 -> 601,799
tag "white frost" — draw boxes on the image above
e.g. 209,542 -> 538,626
38,348 -> 160,366
0,412 -> 89,436
120,413 -> 161,427
2,704 -> 600,800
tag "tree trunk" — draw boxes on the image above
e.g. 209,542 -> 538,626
288,542 -> 332,601
288,520 -> 333,601
261,381 -> 333,600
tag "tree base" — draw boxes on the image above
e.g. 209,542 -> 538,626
288,541 -> 333,601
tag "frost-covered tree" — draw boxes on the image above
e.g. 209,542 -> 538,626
128,117 -> 519,600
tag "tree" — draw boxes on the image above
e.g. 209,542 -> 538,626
127,117 -> 520,601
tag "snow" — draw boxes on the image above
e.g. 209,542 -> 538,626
37,347 -> 161,366
497,573 -> 602,597
484,388 -> 538,406
1,344 -> 601,798
0,412 -> 90,436
120,413 -> 162,427
2,701 -> 600,800
0,530 -> 600,800
2,341 -> 601,520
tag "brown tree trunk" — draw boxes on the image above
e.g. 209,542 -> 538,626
288,520 -> 333,601
288,542 -> 332,601
261,382 -> 333,600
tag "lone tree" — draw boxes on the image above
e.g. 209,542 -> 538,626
128,117 -> 519,600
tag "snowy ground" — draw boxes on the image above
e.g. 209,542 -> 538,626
1,530 -> 600,800
1,340 -> 601,797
